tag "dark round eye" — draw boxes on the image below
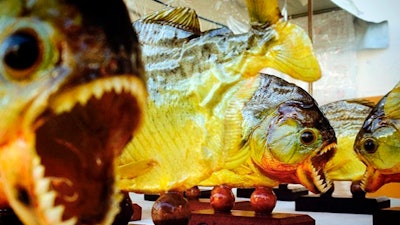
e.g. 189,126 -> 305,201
363,138 -> 377,153
300,129 -> 316,145
2,31 -> 41,79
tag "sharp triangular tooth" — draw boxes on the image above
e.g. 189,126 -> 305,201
59,217 -> 77,225
35,177 -> 51,194
40,191 -> 57,209
113,79 -> 123,93
316,177 -> 324,187
104,79 -> 113,92
311,165 -> 316,175
33,164 -> 45,179
326,182 -> 332,191
322,184 -> 329,193
316,174 -> 321,183
93,86 -> 103,99
326,180 -> 331,188
46,205 -> 65,223
76,90 -> 87,105
56,101 -> 74,114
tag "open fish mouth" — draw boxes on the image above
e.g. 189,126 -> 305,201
304,142 -> 336,193
31,76 -> 146,224
360,167 -> 378,192
359,166 -> 393,193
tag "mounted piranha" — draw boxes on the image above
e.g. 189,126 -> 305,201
117,0 -> 336,217
354,81 -> 400,193
0,0 -> 146,224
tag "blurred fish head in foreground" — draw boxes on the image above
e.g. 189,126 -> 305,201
354,81 -> 400,192
246,75 -> 337,194
0,0 -> 146,224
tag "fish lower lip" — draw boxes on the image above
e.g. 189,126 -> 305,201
33,78 -> 144,223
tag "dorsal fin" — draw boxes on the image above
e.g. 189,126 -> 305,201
384,81 -> 400,120
246,0 -> 282,27
142,6 -> 201,34
346,98 -> 377,108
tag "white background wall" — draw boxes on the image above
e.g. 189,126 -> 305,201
354,0 -> 400,98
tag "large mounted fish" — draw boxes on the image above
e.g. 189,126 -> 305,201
354,81 -> 400,192
0,0 -> 146,224
118,0 -> 335,195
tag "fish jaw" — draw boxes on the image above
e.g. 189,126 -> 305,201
360,166 -> 385,193
297,143 -> 337,193
257,142 -> 336,194
0,75 -> 146,225
360,165 -> 400,193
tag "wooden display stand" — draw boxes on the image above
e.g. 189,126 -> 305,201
189,201 -> 314,225
373,207 -> 400,225
130,203 -> 142,221
295,195 -> 390,214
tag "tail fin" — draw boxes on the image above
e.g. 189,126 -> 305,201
243,0 -> 321,82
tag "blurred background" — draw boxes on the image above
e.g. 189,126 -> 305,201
124,0 -> 399,105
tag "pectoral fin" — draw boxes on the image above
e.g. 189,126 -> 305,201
224,77 -> 259,169
118,160 -> 158,179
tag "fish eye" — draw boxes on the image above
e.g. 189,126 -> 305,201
300,129 -> 316,145
2,30 -> 41,80
362,138 -> 378,153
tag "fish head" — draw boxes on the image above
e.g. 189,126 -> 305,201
249,76 -> 336,194
354,86 -> 400,192
0,0 -> 146,224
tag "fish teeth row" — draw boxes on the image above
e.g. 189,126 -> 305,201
33,157 -> 78,225
318,143 -> 335,156
311,164 -> 332,193
53,76 -> 145,114
360,171 -> 368,189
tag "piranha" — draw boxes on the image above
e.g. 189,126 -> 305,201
118,0 -> 335,196
323,99 -> 374,182
0,0 -> 146,224
354,81 -> 400,193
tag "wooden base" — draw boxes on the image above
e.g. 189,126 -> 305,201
373,207 -> 400,225
295,195 -> 391,214
189,200 -> 314,225
190,209 -> 314,225
237,186 -> 308,201
130,203 -> 142,221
